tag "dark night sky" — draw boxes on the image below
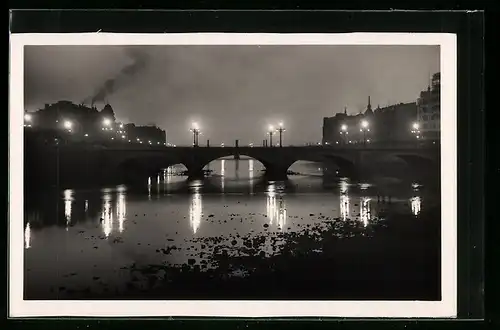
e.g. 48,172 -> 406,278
24,45 -> 439,145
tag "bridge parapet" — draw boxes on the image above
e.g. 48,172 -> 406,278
93,143 -> 439,180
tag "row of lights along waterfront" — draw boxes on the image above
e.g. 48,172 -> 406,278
24,114 -> 422,147
24,114 -> 171,146
337,120 -> 421,145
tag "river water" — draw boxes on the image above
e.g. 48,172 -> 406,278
24,158 -> 440,300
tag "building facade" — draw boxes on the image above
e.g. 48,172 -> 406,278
322,97 -> 418,145
124,123 -> 167,146
25,101 -> 166,145
417,72 -> 440,141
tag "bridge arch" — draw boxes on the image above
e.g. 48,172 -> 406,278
393,153 -> 438,168
115,155 -> 186,183
319,154 -> 358,177
392,153 -> 440,181
202,154 -> 268,169
183,152 -> 278,178
202,155 -> 267,176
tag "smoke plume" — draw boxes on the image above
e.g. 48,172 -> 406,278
89,48 -> 149,105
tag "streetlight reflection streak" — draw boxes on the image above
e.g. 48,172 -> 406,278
156,174 -> 161,198
190,186 -> 203,234
249,159 -> 254,194
147,177 -> 152,200
340,179 -> 350,220
63,189 -> 73,229
277,197 -> 287,229
267,184 -> 277,224
25,223 -> 31,249
101,191 -> 113,238
117,189 -> 127,233
266,183 -> 287,228
360,197 -> 371,227
411,196 -> 421,215
164,167 -> 172,194
221,159 -> 225,192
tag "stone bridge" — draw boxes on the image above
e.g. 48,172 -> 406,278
93,144 -> 440,181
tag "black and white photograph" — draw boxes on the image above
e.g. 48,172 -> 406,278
9,33 -> 457,318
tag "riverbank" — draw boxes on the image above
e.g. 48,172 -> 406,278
33,205 -> 440,301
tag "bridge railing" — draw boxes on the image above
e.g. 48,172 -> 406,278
37,140 -> 439,151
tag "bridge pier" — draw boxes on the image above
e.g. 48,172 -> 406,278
264,164 -> 292,180
185,166 -> 206,179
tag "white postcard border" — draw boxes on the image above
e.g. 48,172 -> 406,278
9,32 -> 457,318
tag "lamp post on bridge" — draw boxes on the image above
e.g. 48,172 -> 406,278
190,122 -> 201,147
360,120 -> 369,146
339,124 -> 348,145
411,122 -> 421,147
268,125 -> 274,147
276,122 -> 286,147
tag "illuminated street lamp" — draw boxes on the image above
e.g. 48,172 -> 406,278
360,120 -> 369,145
268,125 -> 274,147
103,118 -> 111,127
24,113 -> 32,127
276,122 -> 286,147
190,122 -> 201,147
339,124 -> 348,145
411,122 -> 421,142
63,120 -> 73,131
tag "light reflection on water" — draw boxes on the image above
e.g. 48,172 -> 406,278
101,188 -> 113,238
221,159 -> 225,192
411,182 -> 422,216
147,177 -> 152,200
24,222 -> 31,249
340,178 -> 349,221
411,196 -> 421,216
117,186 -> 127,233
190,192 -> 203,234
360,197 -> 371,227
24,160 -> 428,254
189,180 -> 203,234
63,189 -> 73,229
249,159 -> 254,195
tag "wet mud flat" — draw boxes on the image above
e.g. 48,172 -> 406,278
32,206 -> 440,301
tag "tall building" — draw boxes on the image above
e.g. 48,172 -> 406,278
322,97 -> 418,145
124,123 -> 166,145
417,72 -> 440,141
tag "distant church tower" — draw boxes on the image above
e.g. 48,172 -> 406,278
365,96 -> 374,116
